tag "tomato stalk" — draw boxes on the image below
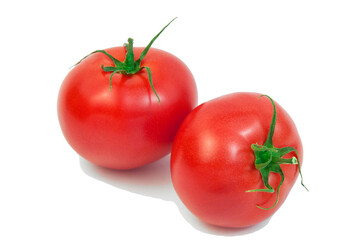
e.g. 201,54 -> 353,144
76,17 -> 177,103
246,95 -> 308,210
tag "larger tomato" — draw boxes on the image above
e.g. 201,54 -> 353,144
171,92 -> 306,228
58,20 -> 197,169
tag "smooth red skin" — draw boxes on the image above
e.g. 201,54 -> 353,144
171,92 -> 302,228
58,47 -> 197,169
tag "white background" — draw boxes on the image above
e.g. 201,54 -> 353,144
1,0 -> 360,239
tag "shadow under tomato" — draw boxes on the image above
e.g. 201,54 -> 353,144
79,155 -> 271,236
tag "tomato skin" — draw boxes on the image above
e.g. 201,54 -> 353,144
58,47 -> 197,169
171,92 -> 302,228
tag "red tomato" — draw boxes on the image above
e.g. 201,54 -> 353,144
171,92 -> 306,228
58,46 -> 197,169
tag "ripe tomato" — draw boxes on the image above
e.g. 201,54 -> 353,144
171,92 -> 306,228
58,20 -> 197,169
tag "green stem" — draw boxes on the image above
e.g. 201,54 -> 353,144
76,17 -> 177,103
141,66 -> 160,103
262,95 -> 276,148
246,95 -> 308,210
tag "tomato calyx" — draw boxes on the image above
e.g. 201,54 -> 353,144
246,95 -> 308,210
75,17 -> 177,103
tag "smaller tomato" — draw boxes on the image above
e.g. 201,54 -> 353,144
171,93 -> 307,228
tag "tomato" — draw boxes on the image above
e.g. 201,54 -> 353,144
58,19 -> 197,169
171,92 -> 306,228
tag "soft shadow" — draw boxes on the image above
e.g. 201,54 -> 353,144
79,154 -> 175,201
195,217 -> 271,236
79,155 -> 270,236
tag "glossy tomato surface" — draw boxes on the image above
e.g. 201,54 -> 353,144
171,92 -> 302,228
58,47 -> 197,169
